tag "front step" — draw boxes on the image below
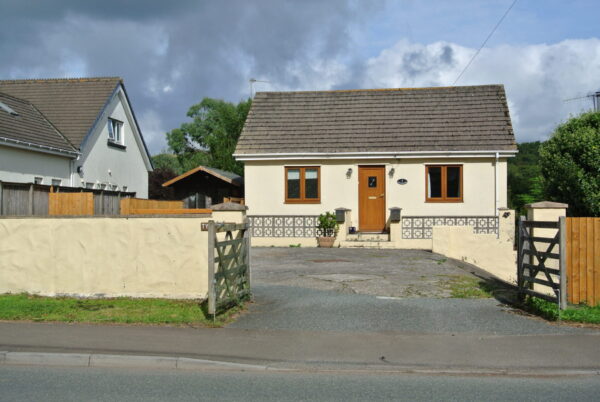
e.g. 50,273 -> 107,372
345,233 -> 389,242
339,240 -> 395,249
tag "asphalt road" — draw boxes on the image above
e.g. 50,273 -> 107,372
2,365 -> 600,402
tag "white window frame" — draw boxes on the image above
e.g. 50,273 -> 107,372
51,179 -> 61,187
108,118 -> 123,144
34,177 -> 43,185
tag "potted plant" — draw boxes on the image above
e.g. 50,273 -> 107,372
317,211 -> 338,248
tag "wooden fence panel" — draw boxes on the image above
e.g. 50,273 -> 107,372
1,184 -> 29,215
566,217 -> 600,306
32,186 -> 49,216
49,192 -> 94,216
120,198 -> 183,215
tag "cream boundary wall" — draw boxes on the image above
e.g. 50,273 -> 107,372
0,145 -> 72,185
244,157 -> 507,218
432,210 -> 517,284
79,88 -> 151,198
0,210 -> 244,299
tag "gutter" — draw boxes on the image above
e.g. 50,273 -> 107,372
234,150 -> 518,161
0,136 -> 79,158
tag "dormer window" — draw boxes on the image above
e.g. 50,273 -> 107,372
108,118 -> 123,144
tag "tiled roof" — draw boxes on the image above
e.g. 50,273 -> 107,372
0,92 -> 77,154
0,77 -> 121,148
235,85 -> 517,155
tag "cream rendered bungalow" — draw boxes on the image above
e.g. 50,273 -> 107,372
234,85 -> 518,248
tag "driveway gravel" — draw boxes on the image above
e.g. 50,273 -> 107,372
229,248 -> 595,335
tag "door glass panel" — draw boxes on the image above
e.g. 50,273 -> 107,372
304,169 -> 319,199
428,167 -> 442,198
368,176 -> 377,188
287,169 -> 300,199
447,166 -> 461,198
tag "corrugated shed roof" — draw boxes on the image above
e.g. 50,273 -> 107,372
0,77 -> 121,148
235,85 -> 517,155
0,92 -> 77,154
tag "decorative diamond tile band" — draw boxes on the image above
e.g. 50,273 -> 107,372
401,216 -> 499,239
248,216 -> 319,237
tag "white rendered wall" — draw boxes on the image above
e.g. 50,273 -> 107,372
77,89 -> 150,198
0,145 -> 71,185
244,158 -> 508,218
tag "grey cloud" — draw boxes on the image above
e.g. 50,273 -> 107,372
0,0 -> 383,153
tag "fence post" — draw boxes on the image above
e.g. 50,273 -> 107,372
207,220 -> 216,316
100,190 -> 105,215
517,215 -> 525,301
28,183 -> 34,215
244,218 -> 251,296
559,216 -> 567,310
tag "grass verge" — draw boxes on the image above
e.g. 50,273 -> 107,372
444,275 -> 496,298
525,297 -> 600,324
0,293 -> 244,327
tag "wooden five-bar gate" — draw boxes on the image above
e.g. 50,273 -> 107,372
207,220 -> 251,316
517,216 -> 566,308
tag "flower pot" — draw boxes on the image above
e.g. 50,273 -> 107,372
317,236 -> 336,248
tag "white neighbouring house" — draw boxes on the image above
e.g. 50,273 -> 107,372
0,77 -> 153,197
235,85 -> 519,251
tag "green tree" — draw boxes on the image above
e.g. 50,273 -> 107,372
166,98 -> 251,176
152,153 -> 184,175
539,111 -> 600,216
507,141 -> 544,215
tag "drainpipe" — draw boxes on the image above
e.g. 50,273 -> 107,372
494,151 -> 500,216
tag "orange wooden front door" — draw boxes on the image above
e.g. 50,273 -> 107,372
358,166 -> 386,232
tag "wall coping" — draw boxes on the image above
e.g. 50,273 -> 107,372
525,201 -> 568,209
211,202 -> 248,211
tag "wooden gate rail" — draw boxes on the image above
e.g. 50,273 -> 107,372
517,216 -> 567,308
207,220 -> 251,315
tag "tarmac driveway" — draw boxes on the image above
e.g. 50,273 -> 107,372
228,248 -> 594,336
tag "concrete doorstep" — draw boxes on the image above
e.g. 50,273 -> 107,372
1,350 -> 600,377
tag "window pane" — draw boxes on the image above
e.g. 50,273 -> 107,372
108,120 -> 114,139
447,166 -> 461,198
428,167 -> 442,198
305,169 -> 318,199
287,169 -> 300,199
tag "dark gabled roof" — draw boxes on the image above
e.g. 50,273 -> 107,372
235,85 -> 517,155
0,77 -> 121,148
0,92 -> 77,154
162,165 -> 243,187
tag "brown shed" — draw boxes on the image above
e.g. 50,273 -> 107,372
162,165 -> 243,208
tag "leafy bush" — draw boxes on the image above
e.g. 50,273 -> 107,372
317,211 -> 338,237
525,297 -> 600,324
539,111 -> 600,216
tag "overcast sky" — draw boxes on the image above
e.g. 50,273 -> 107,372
1,0 -> 599,154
